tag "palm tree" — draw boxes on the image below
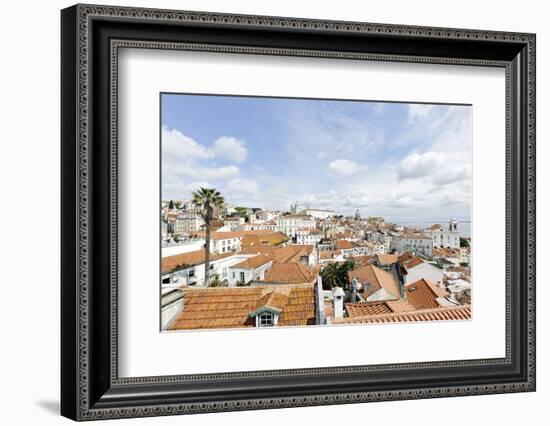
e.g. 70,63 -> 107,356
192,187 -> 225,286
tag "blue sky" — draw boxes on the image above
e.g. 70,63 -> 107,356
161,94 -> 472,223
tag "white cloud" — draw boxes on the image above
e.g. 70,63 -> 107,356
181,165 -> 240,180
328,159 -> 362,176
398,152 -> 444,180
227,178 -> 259,194
162,127 -> 213,161
407,104 -> 434,122
432,166 -> 470,186
212,137 -> 247,163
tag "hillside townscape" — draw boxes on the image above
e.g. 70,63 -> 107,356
160,194 -> 472,331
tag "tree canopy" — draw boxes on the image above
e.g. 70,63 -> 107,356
320,260 -> 355,291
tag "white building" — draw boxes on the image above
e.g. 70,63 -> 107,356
459,247 -> 471,264
256,210 -> 275,222
174,213 -> 204,235
207,232 -> 243,254
302,208 -> 336,219
228,255 -> 273,286
162,251 -> 255,288
162,239 -> 206,257
276,214 -> 316,239
240,222 -> 277,231
296,228 -> 323,245
426,218 -> 461,249
223,217 -> 245,231
403,260 -> 444,286
391,233 -> 433,256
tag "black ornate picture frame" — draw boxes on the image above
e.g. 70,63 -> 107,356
61,4 -> 536,421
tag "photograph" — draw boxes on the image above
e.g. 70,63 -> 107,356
160,94 -> 473,331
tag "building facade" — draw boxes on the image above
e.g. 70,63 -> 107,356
426,218 -> 461,249
174,213 -> 204,235
276,214 -> 316,239
391,233 -> 434,256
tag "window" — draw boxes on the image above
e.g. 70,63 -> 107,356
188,270 -> 195,277
259,312 -> 274,327
162,276 -> 171,284
240,272 -> 245,282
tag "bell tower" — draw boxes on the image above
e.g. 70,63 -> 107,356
449,217 -> 458,232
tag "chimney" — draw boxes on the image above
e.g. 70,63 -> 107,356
392,263 -> 406,299
350,278 -> 358,303
332,287 -> 345,319
315,276 -> 326,325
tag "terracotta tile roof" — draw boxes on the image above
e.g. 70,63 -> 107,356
170,287 -> 263,329
398,251 -> 414,263
429,224 -> 443,231
240,245 -> 313,264
405,278 -> 449,310
240,232 -> 289,247
401,256 -> 425,270
401,233 -> 432,240
229,254 -> 273,270
170,285 -> 316,330
346,301 -> 392,316
161,250 -> 233,274
345,299 -> 415,317
253,291 -> 288,313
335,240 -> 354,250
351,255 -> 375,266
376,253 -> 399,265
261,262 -> 318,284
348,264 -> 400,300
333,305 -> 471,324
433,247 -> 461,257
277,287 -> 316,326
319,251 -> 334,260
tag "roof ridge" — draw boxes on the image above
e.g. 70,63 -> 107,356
335,304 -> 471,324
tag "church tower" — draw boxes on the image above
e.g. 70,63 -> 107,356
449,217 -> 459,232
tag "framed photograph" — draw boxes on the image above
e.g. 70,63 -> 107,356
61,4 -> 536,421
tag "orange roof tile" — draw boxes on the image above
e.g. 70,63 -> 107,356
398,251 -> 414,263
335,240 -> 354,250
229,254 -> 273,270
401,256 -> 425,270
170,285 -> 316,330
161,250 -> 233,274
352,255 -> 375,266
171,287 -> 263,329
261,263 -> 318,284
376,253 -> 399,265
405,278 -> 449,310
240,245 -> 313,264
333,305 -> 471,324
319,251 -> 334,260
345,299 -> 415,317
240,232 -> 289,247
347,264 -> 400,300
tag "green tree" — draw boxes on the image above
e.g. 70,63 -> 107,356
168,199 -> 174,209
460,237 -> 470,248
192,187 -> 225,286
209,273 -> 223,287
320,260 -> 356,290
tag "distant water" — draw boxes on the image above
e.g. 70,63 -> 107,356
400,221 -> 471,239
